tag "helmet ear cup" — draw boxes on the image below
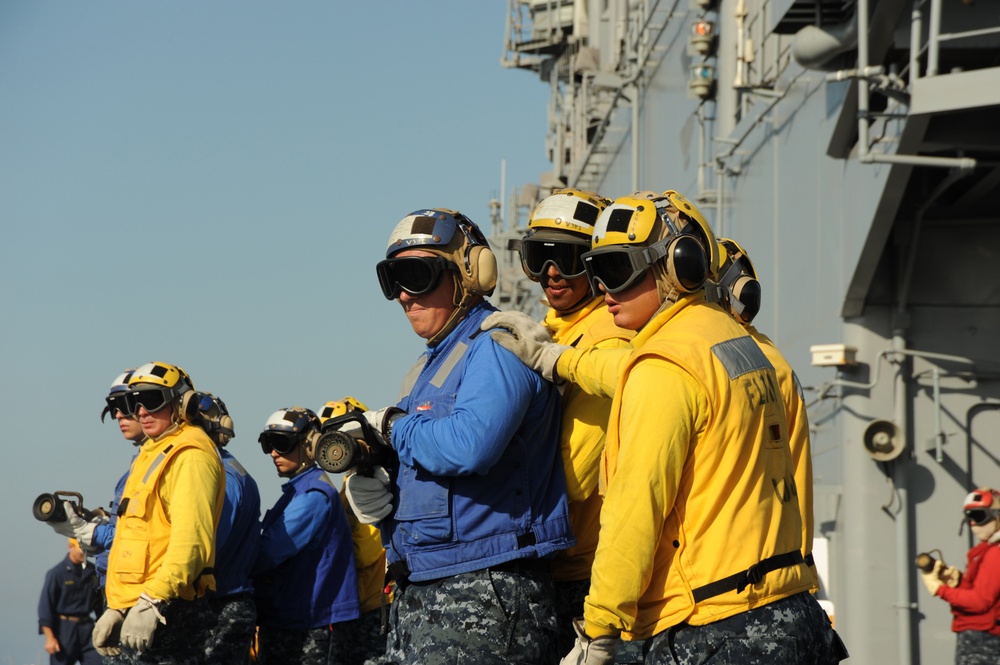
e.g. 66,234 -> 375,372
665,235 -> 709,293
302,430 -> 321,461
467,244 -> 498,295
730,275 -> 761,324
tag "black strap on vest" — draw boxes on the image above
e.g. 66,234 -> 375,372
691,550 -> 804,603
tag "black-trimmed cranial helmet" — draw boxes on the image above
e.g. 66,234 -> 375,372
715,237 -> 762,325
318,396 -> 370,424
585,190 -> 717,303
259,406 -> 322,460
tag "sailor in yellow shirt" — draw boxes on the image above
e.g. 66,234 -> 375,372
506,188 -> 634,653
714,237 -> 819,592
93,362 -> 225,663
486,192 -> 845,664
318,397 -> 389,665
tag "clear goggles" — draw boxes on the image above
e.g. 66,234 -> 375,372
376,256 -> 453,300
510,236 -> 590,279
259,431 -> 300,456
582,239 -> 671,295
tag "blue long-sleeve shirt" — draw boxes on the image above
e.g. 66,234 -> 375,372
252,474 -> 331,574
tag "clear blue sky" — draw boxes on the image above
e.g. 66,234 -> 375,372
0,3 -> 551,663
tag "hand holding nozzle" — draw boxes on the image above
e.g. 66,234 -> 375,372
313,411 -> 397,475
33,491 -> 108,551
916,549 -> 959,595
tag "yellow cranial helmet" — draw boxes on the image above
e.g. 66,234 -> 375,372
716,237 -> 762,325
125,362 -> 194,416
127,362 -> 193,392
585,190 -> 716,301
527,188 -> 611,239
318,396 -> 370,423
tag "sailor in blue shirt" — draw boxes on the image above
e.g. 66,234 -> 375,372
253,407 -> 359,665
345,209 -> 573,664
38,539 -> 101,665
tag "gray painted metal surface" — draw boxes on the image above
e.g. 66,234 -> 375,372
494,1 -> 1000,662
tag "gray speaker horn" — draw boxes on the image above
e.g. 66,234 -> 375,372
863,419 -> 904,462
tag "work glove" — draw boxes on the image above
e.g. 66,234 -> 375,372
481,311 -> 569,383
92,608 -> 125,657
920,559 -> 945,596
120,593 -> 167,653
942,564 -> 962,588
344,467 -> 393,524
49,501 -> 107,553
560,619 -> 618,665
362,407 -> 406,442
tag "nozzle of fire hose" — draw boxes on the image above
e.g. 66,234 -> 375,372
915,550 -> 945,573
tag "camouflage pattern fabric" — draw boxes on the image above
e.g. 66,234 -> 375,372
205,593 -> 256,665
955,630 -> 1000,665
333,607 -> 387,665
383,567 -> 558,665
131,597 -> 214,665
554,578 -> 591,655
102,652 -> 136,665
641,592 -> 847,664
256,625 -> 330,665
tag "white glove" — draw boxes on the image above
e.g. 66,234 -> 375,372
943,564 -> 962,588
49,501 -> 106,553
362,407 -> 405,441
344,467 -> 393,524
120,594 -> 167,653
92,608 -> 125,657
481,311 -> 569,383
560,619 -> 619,665
920,559 -> 944,596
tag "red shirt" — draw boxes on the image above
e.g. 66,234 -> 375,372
938,541 -> 1000,635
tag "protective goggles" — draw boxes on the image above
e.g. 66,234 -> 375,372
376,256 -> 453,300
582,239 -> 671,294
965,508 -> 998,526
258,431 -> 300,456
124,387 -> 175,414
510,237 -> 590,279
104,394 -> 135,418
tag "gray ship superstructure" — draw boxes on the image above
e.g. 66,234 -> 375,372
492,1 -> 1000,663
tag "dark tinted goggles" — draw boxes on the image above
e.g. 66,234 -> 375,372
582,245 -> 655,294
518,237 -> 589,279
105,394 -> 135,418
376,256 -> 452,300
259,431 -> 300,456
965,508 -> 997,526
125,388 -> 173,414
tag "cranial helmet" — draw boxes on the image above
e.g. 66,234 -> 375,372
512,190 -> 611,301
318,396 -> 370,424
964,488 -> 1000,518
586,190 -> 716,303
100,368 -> 136,422
384,208 -> 497,344
125,362 -> 194,423
260,407 -> 322,460
715,237 -> 762,325
527,188 -> 610,239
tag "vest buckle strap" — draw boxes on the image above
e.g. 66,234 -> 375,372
691,550 -> 804,603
